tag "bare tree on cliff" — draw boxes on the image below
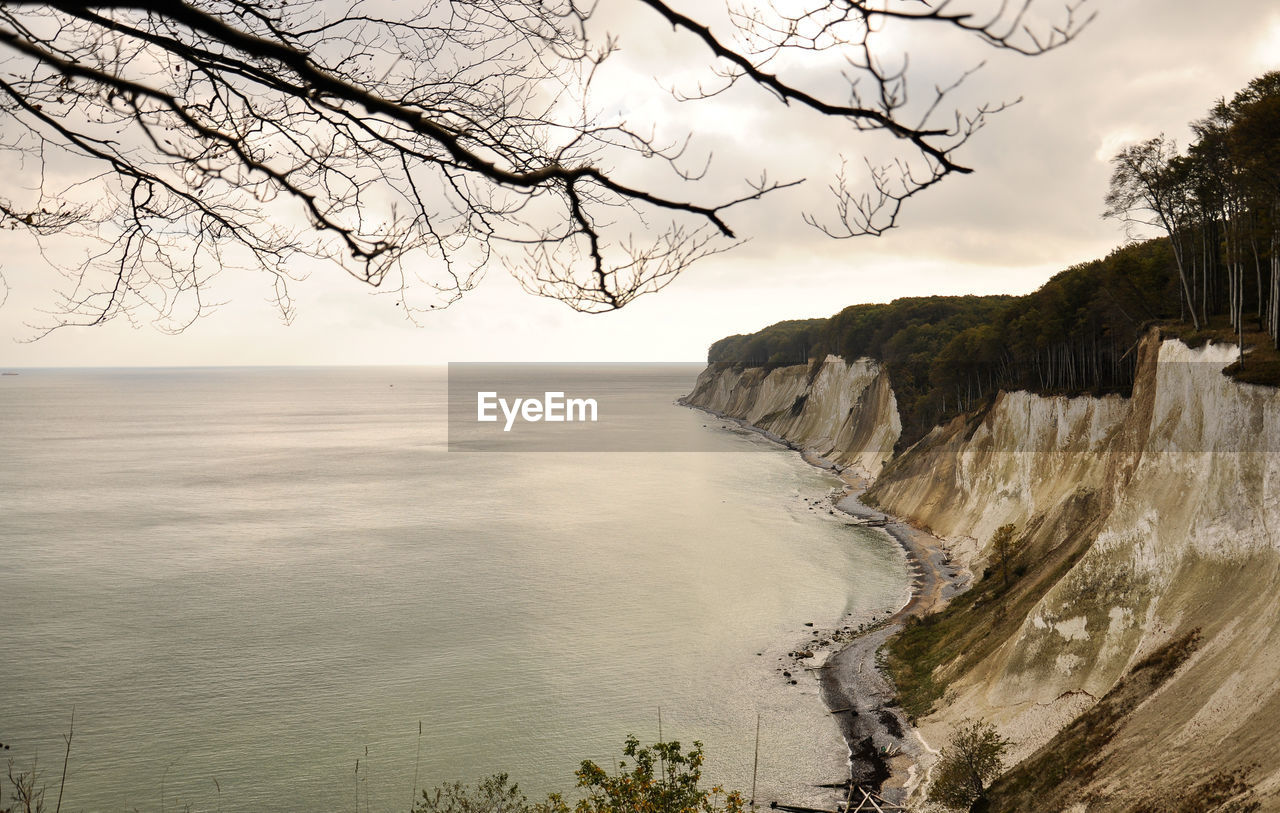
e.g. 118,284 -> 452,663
1105,73 -> 1280,351
1104,136 -> 1201,330
0,1 -> 1090,331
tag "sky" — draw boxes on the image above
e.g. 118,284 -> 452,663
1,0 -> 1279,367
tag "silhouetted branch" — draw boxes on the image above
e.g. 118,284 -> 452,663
0,0 -> 1089,327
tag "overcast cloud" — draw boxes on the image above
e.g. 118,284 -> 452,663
1,0 -> 1277,366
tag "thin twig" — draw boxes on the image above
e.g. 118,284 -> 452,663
55,706 -> 73,813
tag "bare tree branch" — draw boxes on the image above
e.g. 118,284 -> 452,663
0,0 -> 1090,329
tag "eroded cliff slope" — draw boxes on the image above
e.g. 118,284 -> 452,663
685,356 -> 901,479
689,334 -> 1280,811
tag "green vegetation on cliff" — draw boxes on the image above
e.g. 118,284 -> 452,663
883,497 -> 1101,720
707,71 -> 1280,448
1104,72 -> 1280,350
709,238 -> 1177,447
978,629 -> 1266,813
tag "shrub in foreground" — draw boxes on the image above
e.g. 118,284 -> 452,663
415,736 -> 744,813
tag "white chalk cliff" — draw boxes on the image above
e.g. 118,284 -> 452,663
686,355 -> 901,479
686,332 -> 1280,809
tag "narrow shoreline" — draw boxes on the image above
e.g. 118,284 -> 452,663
819,485 -> 966,805
679,398 -> 967,805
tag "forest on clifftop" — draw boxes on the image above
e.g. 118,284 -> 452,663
707,72 -> 1280,448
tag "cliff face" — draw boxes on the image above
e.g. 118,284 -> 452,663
688,335 -> 1280,809
686,356 -> 901,479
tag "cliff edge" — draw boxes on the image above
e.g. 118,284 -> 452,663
686,356 -> 901,480
687,332 -> 1280,811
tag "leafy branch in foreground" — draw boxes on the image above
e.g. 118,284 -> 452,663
414,736 -> 743,813
571,735 -> 743,813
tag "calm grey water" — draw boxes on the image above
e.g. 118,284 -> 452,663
0,368 -> 907,813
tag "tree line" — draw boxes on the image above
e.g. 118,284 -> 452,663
708,238 -> 1179,448
1104,71 -> 1280,348
708,72 -> 1280,448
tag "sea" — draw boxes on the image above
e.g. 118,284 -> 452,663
0,367 -> 908,813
